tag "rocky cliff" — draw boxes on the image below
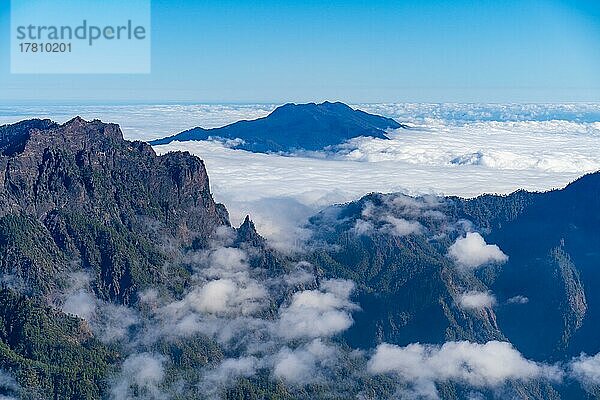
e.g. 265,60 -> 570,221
0,117 -> 229,302
0,117 -> 599,400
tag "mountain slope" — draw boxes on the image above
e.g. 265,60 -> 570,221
306,172 -> 600,398
149,101 -> 404,153
454,174 -> 600,361
0,117 -> 238,398
0,117 -> 230,303
0,117 -> 599,399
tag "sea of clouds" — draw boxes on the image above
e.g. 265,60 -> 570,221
151,103 -> 600,251
2,103 -> 600,250
2,103 -> 600,398
44,187 -> 600,399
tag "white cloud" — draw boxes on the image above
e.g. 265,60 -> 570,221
273,349 -> 315,383
277,279 -> 357,339
507,295 -> 529,305
191,279 -> 238,313
59,272 -> 97,320
352,219 -> 374,235
62,291 -> 139,344
389,194 -> 444,217
319,279 -> 355,300
101,103 -> 598,248
0,104 -> 275,141
7,103 -> 599,397
205,247 -> 247,274
183,278 -> 267,316
4,104 -> 597,252
223,197 -> 315,253
284,263 -> 316,286
381,215 -> 423,236
368,341 -> 562,399
357,103 -> 600,126
155,247 -> 270,340
448,232 -> 508,269
62,290 -> 97,320
273,339 -> 338,384
570,352 -> 600,387
459,291 -> 497,310
57,272 -> 139,343
111,353 -> 166,400
152,137 -> 585,248
95,303 -> 140,343
351,199 -> 426,237
142,252 -> 358,396
205,356 -> 259,384
199,356 -> 262,399
5,103 -> 593,255
138,288 -> 160,307
0,369 -> 19,399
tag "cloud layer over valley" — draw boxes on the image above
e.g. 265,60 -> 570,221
3,103 -> 599,251
2,103 -> 600,399
152,109 -> 600,249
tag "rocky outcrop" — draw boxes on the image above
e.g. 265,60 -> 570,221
1,116 -> 600,400
307,172 -> 600,368
0,117 -> 229,302
551,247 -> 587,349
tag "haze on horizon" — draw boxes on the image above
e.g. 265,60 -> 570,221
0,0 -> 599,103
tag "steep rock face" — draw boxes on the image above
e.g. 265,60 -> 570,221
303,175 -> 600,399
0,119 -> 57,156
150,101 -> 405,153
0,117 -> 229,302
308,172 -> 600,365
1,116 -> 599,399
0,118 -> 276,399
448,173 -> 600,360
307,193 -> 506,349
0,117 -> 227,231
551,248 -> 587,348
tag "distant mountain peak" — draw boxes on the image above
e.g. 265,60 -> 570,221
65,115 -> 86,125
268,101 -> 361,118
149,101 -> 405,153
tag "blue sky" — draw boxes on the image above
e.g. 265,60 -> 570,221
0,0 -> 599,103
